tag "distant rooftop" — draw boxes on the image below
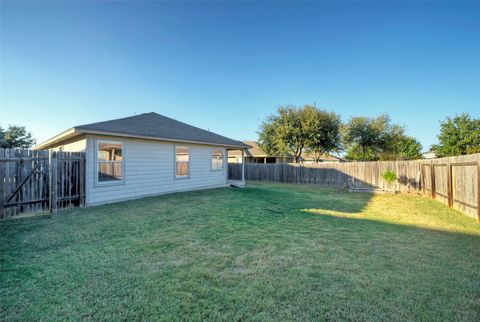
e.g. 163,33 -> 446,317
229,141 -> 341,161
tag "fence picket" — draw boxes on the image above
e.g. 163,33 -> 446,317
0,148 -> 85,218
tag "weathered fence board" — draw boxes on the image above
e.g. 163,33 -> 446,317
0,149 -> 85,219
228,153 -> 480,220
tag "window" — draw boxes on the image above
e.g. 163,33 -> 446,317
175,146 -> 189,177
211,149 -> 224,170
97,141 -> 123,183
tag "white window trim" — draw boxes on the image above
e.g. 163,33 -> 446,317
211,148 -> 225,171
95,140 -> 125,186
174,145 -> 190,179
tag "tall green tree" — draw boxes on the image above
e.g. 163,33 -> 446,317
343,115 -> 390,161
258,105 -> 341,163
0,125 -> 36,149
258,105 -> 307,162
343,115 -> 422,161
304,107 -> 342,162
432,113 -> 480,157
379,124 -> 422,160
394,136 -> 423,160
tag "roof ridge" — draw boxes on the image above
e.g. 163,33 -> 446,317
75,112 -> 155,129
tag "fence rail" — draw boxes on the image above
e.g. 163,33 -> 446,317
0,149 -> 85,219
228,153 -> 480,221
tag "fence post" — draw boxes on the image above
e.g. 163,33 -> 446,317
50,151 -> 58,213
0,149 -> 4,218
447,161 -> 453,208
477,160 -> 480,223
79,154 -> 85,206
48,150 -> 52,212
430,163 -> 436,199
418,162 -> 422,192
241,149 -> 245,183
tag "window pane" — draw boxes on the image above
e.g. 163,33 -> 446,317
98,143 -> 122,161
176,161 -> 188,176
98,162 -> 122,182
97,141 -> 123,183
176,146 -> 189,177
176,146 -> 189,162
212,149 -> 224,170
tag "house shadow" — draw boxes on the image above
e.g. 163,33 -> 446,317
234,177 -> 375,216
397,174 -> 420,190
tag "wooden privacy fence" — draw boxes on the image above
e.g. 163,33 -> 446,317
228,153 -> 480,220
0,149 -> 86,219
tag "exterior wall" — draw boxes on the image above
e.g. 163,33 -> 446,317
50,135 -> 87,152
85,135 -> 228,205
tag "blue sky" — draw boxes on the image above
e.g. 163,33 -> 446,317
1,1 -> 479,151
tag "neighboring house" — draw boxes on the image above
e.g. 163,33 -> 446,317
228,141 -> 342,164
35,112 -> 249,205
228,141 -> 292,163
422,150 -> 437,159
298,151 -> 343,164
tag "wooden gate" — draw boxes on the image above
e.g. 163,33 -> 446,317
0,149 -> 85,219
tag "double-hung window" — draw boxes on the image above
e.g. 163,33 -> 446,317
175,146 -> 189,178
211,149 -> 224,170
97,141 -> 123,183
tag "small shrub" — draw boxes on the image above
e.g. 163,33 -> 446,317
382,170 -> 397,187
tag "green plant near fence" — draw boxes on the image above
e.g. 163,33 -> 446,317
382,170 -> 397,187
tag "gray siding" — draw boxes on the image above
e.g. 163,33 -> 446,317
85,135 -> 228,205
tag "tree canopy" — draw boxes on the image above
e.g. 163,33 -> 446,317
431,113 -> 480,157
343,115 -> 422,161
0,125 -> 36,149
258,105 -> 341,163
342,115 -> 388,161
304,106 -> 342,162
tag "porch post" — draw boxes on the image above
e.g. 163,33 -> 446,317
242,149 -> 245,183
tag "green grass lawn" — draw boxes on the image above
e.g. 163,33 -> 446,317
1,182 -> 480,321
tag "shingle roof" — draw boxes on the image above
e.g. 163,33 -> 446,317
35,112 -> 250,150
229,141 -> 272,157
74,112 -> 249,148
240,141 -> 269,157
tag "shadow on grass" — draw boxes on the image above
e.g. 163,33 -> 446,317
239,181 -> 375,214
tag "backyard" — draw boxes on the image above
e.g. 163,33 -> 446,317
1,182 -> 479,321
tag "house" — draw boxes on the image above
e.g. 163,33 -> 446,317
228,141 -> 342,164
228,141 -> 293,163
422,150 -> 437,159
297,151 -> 343,164
35,112 -> 249,205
